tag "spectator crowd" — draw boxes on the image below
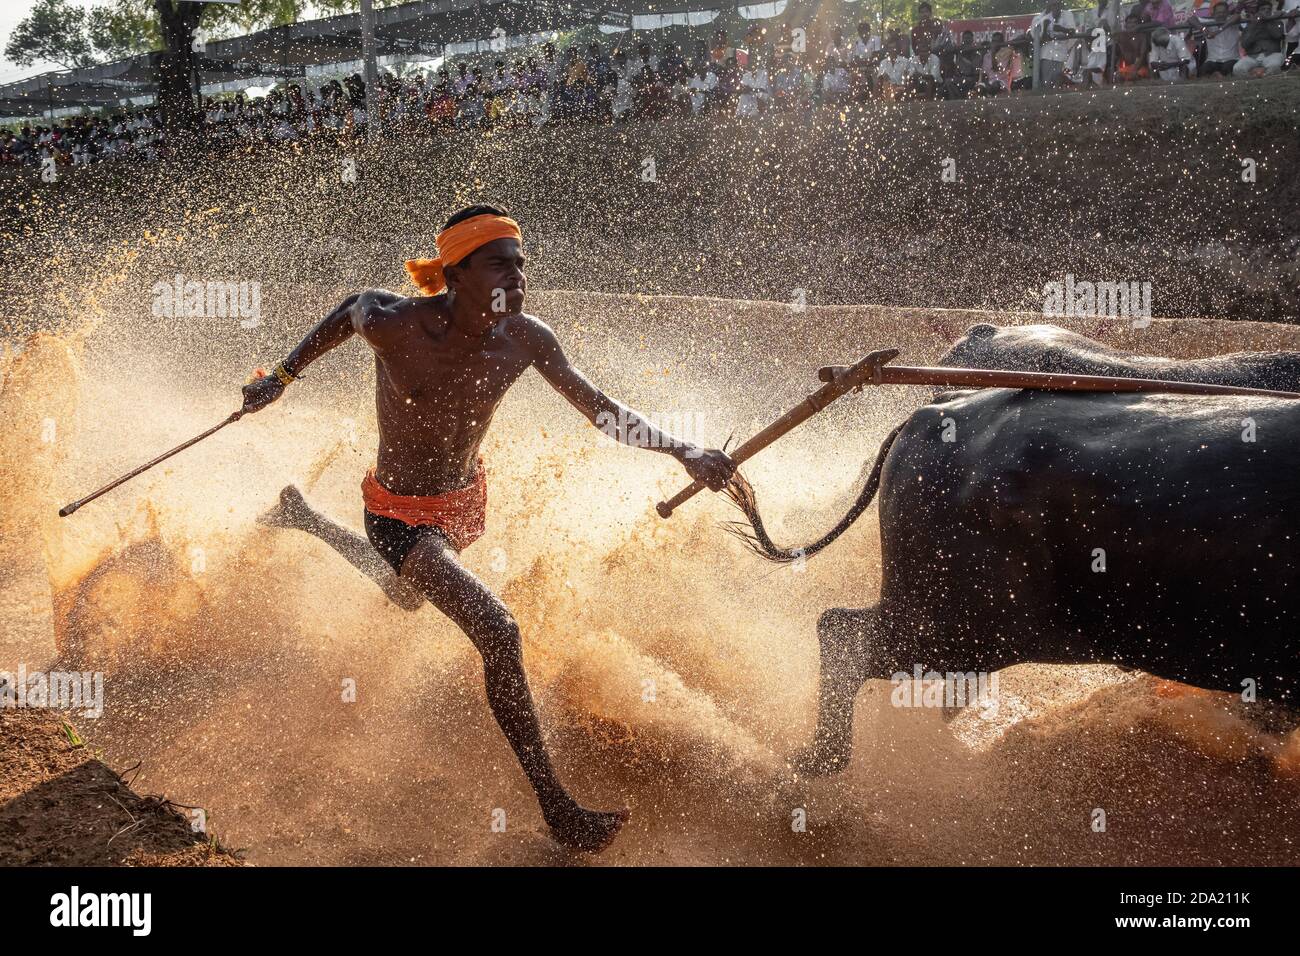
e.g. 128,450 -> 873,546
4,0 -> 1298,170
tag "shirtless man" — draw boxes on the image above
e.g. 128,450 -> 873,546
242,205 -> 735,851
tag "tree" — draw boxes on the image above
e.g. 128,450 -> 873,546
4,0 -> 96,70
88,1 -> 310,133
88,1 -> 162,61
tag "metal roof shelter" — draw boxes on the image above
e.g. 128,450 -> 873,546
1,0 -> 825,118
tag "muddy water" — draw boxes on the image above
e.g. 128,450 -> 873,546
3,276 -> 1299,865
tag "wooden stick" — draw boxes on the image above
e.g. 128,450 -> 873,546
655,349 -> 900,518
58,410 -> 245,517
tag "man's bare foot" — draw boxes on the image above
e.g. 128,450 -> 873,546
544,801 -> 630,853
257,485 -> 425,612
257,485 -> 312,530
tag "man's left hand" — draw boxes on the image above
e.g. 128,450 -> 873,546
679,446 -> 737,491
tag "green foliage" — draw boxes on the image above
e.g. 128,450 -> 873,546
4,0 -> 96,69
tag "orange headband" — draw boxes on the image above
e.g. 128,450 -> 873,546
404,214 -> 523,297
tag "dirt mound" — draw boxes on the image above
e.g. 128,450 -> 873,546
0,704 -> 242,866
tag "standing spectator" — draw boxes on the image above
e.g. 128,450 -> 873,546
1234,0 -> 1286,75
912,3 -> 945,54
1140,0 -> 1177,27
1082,11 -> 1110,86
1197,2 -> 1241,78
1031,0 -> 1080,87
1284,0 -> 1300,67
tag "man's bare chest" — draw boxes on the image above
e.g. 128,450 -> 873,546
375,337 -> 532,408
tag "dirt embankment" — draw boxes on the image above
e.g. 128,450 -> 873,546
0,702 -> 242,866
4,76 -> 1299,334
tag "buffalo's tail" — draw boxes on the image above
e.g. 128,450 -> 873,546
723,422 -> 906,564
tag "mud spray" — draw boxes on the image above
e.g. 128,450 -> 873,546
4,179 -> 1300,866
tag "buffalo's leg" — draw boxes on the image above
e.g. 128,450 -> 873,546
791,606 -> 877,776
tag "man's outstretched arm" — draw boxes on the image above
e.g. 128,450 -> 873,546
524,317 -> 736,490
241,289 -> 404,412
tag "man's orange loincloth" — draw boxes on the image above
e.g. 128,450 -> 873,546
361,457 -> 487,552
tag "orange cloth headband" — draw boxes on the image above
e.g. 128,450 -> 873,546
404,214 -> 523,297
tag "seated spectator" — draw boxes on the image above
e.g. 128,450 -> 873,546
710,29 -> 731,65
1197,2 -> 1241,78
1234,0 -> 1286,76
610,50 -> 635,120
426,77 -> 456,127
1148,27 -> 1190,80
711,56 -> 741,113
688,62 -> 718,115
660,42 -> 687,84
877,41 -> 913,100
737,55 -> 770,117
850,20 -> 882,98
690,40 -> 712,76
1114,13 -> 1151,82
456,71 -> 485,128
908,38 -> 942,99
820,53 -> 850,104
669,71 -> 693,116
980,32 -> 1024,94
770,53 -> 802,110
946,30 -> 982,98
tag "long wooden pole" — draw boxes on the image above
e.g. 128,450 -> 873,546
821,363 -> 1300,400
655,349 -> 899,518
658,352 -> 1300,520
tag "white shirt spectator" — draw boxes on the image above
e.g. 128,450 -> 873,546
1202,18 -> 1242,61
687,71 -> 716,113
1284,0 -> 1300,41
822,64 -> 850,93
1031,9 -> 1079,62
852,36 -> 883,62
877,55 -> 912,85
737,66 -> 769,116
908,52 -> 942,81
1149,37 -> 1187,79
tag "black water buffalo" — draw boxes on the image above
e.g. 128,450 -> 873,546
729,325 -> 1300,775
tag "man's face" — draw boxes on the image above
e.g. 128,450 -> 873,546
446,238 -> 527,327
919,4 -> 932,19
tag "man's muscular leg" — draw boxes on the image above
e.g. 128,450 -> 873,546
399,532 -> 628,852
258,486 -> 425,611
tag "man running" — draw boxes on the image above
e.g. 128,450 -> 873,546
242,204 -> 735,852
